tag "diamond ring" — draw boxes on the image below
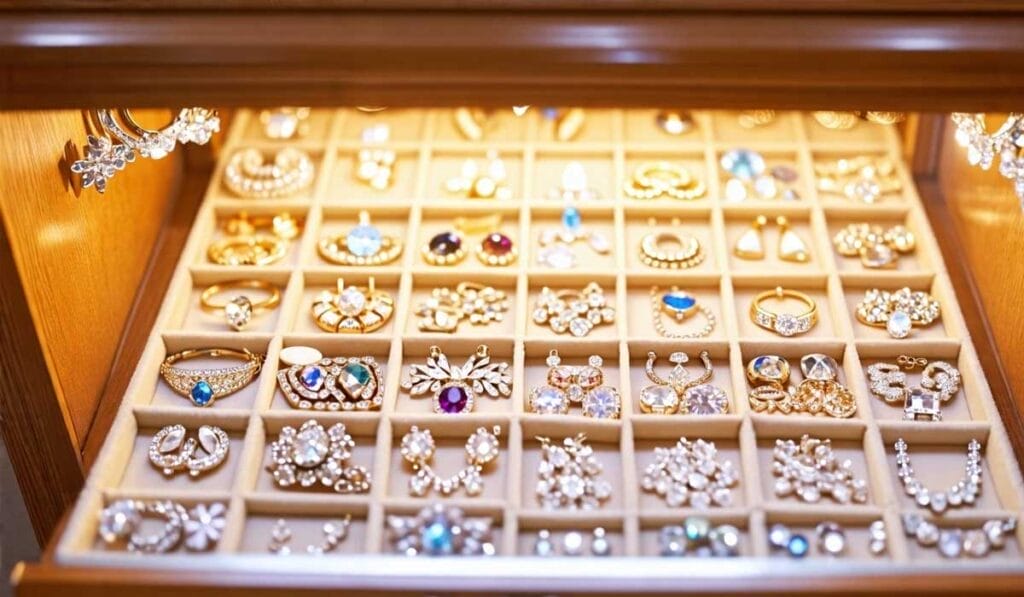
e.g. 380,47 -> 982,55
750,286 -> 818,337
199,279 -> 281,331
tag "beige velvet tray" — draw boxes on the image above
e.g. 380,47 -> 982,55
53,108 -> 1024,579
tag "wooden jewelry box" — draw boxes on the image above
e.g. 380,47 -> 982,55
3,5 -> 1024,596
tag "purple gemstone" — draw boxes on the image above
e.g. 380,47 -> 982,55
429,232 -> 462,256
437,385 -> 470,414
482,232 -> 513,256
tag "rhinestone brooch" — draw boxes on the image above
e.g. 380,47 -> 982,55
532,282 -> 615,337
866,355 -> 961,421
855,287 -> 940,339
401,426 -> 501,497
415,283 -> 510,333
148,424 -> 229,478
387,504 -> 496,556
640,438 -> 739,509
535,434 -> 612,511
772,434 -> 869,505
639,351 -> 728,415
98,500 -> 226,554
529,350 -> 621,419
401,345 -> 512,415
311,277 -> 395,334
266,420 -> 372,494
276,354 -> 384,412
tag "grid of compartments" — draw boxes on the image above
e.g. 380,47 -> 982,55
57,108 -> 1024,566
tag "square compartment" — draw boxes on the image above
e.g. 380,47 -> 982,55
529,152 -> 615,203
174,269 -> 290,334
241,108 -> 335,145
432,109 -> 527,144
214,148 -> 324,203
841,274 -> 956,341
534,108 -> 614,144
638,512 -> 752,556
415,206 -> 522,272
515,515 -> 626,557
622,152 -> 710,203
717,149 -> 806,204
381,503 -> 506,555
625,275 -> 726,341
268,336 -> 393,413
763,511 -> 893,561
623,110 -> 705,146
324,147 -> 420,203
814,151 -> 907,206
710,111 -> 798,144
626,340 -> 736,417
337,109 -> 428,143
239,501 -> 371,555
803,112 -> 891,148
723,207 -> 823,273
526,273 -> 620,341
522,340 -> 625,418
824,206 -> 930,273
200,206 -> 310,269
426,151 -> 524,202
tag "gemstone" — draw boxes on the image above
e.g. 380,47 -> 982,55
299,365 -> 325,390
428,232 -> 462,256
752,355 -> 787,381
753,174 -> 778,199
659,525 -> 687,556
661,291 -> 697,316
817,524 -> 846,556
534,530 -> 555,556
938,529 -> 963,558
158,426 -> 185,453
421,518 -> 454,555
466,430 -> 499,463
538,245 -> 575,269
771,165 -> 799,183
684,384 -> 728,415
801,353 -> 838,381
561,161 -> 588,193
291,424 -> 329,468
656,111 -> 694,136
340,362 -> 372,397
345,224 -> 383,257
709,525 -> 741,557
197,426 -> 220,455
963,529 -> 990,557
886,310 -> 912,338
641,385 -> 679,413
337,286 -> 367,316
787,534 -> 810,558
720,148 -> 766,181
768,524 -> 791,549
905,387 -> 941,420
773,313 -> 803,336
401,428 -> 434,460
846,177 -> 882,203
437,384 -> 470,414
861,243 -> 896,268
563,531 -> 584,556
724,178 -> 748,201
191,380 -> 214,406
99,500 -> 141,543
684,517 -> 711,542
279,345 -> 323,366
531,386 -> 568,414
481,232 -> 513,256
591,528 -> 612,556
224,296 -> 253,330
562,206 -> 582,232
559,474 -> 586,499
582,387 -> 620,419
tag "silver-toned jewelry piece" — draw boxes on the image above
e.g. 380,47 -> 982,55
266,420 -> 372,494
720,148 -> 801,202
531,282 -> 615,337
401,426 -> 501,497
533,528 -> 612,556
951,113 -> 1023,207
148,424 -> 229,478
444,150 -> 513,199
537,206 -> 611,269
547,162 -> 600,201
650,287 -> 716,338
535,434 -> 612,511
223,147 -> 315,198
768,522 -> 848,558
98,500 -> 226,553
772,434 -> 869,504
401,345 -> 512,415
855,287 -> 941,339
902,513 -> 1017,559
529,350 -> 621,419
867,355 -> 961,422
659,517 -> 741,557
641,438 -> 739,509
268,516 -> 352,556
387,504 -> 496,556
869,520 -> 888,556
639,351 -> 728,415
415,283 -> 510,333
895,438 -> 982,514
72,108 -> 219,193
355,124 -> 396,190
276,354 -> 384,411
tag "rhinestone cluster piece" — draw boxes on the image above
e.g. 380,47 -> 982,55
401,426 -> 501,497
641,438 -> 739,509
532,282 -> 615,337
855,287 -> 940,339
903,513 -> 1016,559
659,517 -> 741,557
895,438 -> 982,514
529,351 -> 621,419
387,504 -> 496,556
98,500 -> 226,554
148,424 -> 229,477
401,345 -> 512,415
535,434 -> 612,511
266,420 -> 372,494
952,113 -> 1024,206
772,435 -> 869,505
277,355 -> 384,411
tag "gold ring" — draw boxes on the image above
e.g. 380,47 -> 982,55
640,219 -> 704,269
207,235 -> 288,266
311,277 -> 394,334
199,280 -> 281,331
159,348 -> 264,407
750,286 -> 818,337
625,161 -> 706,201
318,211 -> 404,266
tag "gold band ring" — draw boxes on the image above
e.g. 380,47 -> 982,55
750,286 -> 818,337
207,235 -> 287,266
200,280 -> 281,331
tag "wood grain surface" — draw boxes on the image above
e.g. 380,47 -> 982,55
0,110 -> 183,541
1,11 -> 1023,110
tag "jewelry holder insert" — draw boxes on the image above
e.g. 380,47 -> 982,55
53,109 -> 1024,574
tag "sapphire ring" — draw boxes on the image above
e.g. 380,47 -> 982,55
159,348 -> 264,407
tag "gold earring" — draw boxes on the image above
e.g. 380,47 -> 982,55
734,215 -> 767,260
776,216 -> 810,263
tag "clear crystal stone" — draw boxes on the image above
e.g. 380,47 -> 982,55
337,287 -> 367,316
224,296 -> 253,330
291,425 -> 329,468
886,310 -> 912,338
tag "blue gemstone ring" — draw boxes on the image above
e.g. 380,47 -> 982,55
159,348 -> 264,407
318,210 -> 404,266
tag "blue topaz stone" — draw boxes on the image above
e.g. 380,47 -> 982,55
720,148 -> 766,181
562,206 -> 582,233
421,518 -> 454,555
787,533 -> 810,558
661,290 -> 697,320
345,224 -> 383,257
339,362 -> 372,397
191,380 -> 214,407
299,365 -> 325,391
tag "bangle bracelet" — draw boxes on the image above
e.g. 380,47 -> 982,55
207,235 -> 288,267
160,348 -> 264,407
750,286 -> 818,337
200,280 -> 281,331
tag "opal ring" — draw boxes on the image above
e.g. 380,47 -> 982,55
750,286 -> 818,337
199,279 -> 281,330
318,210 -> 403,266
311,277 -> 394,333
276,354 -> 384,411
159,348 -> 264,407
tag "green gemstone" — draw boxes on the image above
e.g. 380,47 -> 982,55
340,362 -> 372,397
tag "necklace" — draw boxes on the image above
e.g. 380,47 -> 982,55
895,438 -> 982,514
649,286 -> 716,338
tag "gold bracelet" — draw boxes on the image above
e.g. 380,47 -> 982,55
750,286 -> 818,337
207,235 -> 288,266
160,348 -> 264,407
200,279 -> 281,331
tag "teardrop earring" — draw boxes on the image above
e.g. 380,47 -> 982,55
734,215 -> 767,260
776,216 -> 811,263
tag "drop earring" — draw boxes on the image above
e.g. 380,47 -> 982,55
776,216 -> 811,263
734,215 -> 766,260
